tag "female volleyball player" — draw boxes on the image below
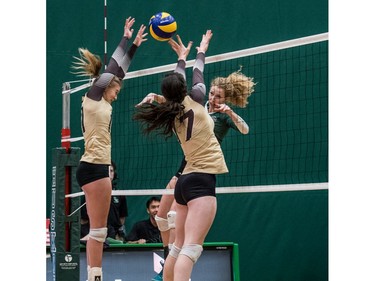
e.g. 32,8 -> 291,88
137,65 -> 255,276
134,30 -> 227,281
74,17 -> 147,281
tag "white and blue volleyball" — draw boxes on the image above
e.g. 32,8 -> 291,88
149,12 -> 177,41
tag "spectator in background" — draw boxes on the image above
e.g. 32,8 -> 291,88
126,196 -> 162,244
107,160 -> 128,241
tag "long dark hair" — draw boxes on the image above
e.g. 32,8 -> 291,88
133,72 -> 187,138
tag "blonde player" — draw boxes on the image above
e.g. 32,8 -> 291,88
73,17 -> 147,281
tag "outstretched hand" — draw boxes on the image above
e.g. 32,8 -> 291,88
135,93 -> 156,107
212,103 -> 232,114
135,93 -> 166,107
196,30 -> 213,54
133,24 -> 148,47
168,35 -> 193,61
124,17 -> 135,38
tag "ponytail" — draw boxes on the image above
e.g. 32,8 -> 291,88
71,48 -> 102,78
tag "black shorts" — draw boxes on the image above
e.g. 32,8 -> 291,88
174,172 -> 216,205
76,161 -> 110,187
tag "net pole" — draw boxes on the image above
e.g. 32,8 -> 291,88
51,148 -> 81,281
62,82 -> 71,151
61,82 -> 71,251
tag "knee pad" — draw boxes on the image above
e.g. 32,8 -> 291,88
180,244 -> 203,263
169,243 -> 181,259
89,227 -> 107,243
167,210 -> 176,229
155,215 -> 169,232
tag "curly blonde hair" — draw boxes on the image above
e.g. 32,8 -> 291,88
210,68 -> 255,108
71,48 -> 102,77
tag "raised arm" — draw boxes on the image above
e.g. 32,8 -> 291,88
168,35 -> 193,80
87,18 -> 146,100
190,30 -> 213,105
108,18 -> 147,79
105,17 -> 135,76
116,23 -> 147,78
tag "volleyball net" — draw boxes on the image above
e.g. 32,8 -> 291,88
61,32 -> 328,195
114,32 -> 328,192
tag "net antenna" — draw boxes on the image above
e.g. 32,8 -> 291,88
104,0 -> 108,68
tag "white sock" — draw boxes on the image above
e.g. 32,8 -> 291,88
88,267 -> 102,281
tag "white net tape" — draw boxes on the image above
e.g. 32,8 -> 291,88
65,182 -> 328,198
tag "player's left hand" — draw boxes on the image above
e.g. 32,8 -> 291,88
124,17 -> 135,38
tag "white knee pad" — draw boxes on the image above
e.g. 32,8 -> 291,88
167,210 -> 176,229
155,215 -> 170,232
89,227 -> 107,243
180,244 -> 203,263
169,243 -> 181,259
88,266 -> 102,281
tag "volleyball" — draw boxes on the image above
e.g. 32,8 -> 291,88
149,12 -> 177,41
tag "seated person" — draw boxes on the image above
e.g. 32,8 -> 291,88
80,160 -> 128,242
125,196 -> 162,244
